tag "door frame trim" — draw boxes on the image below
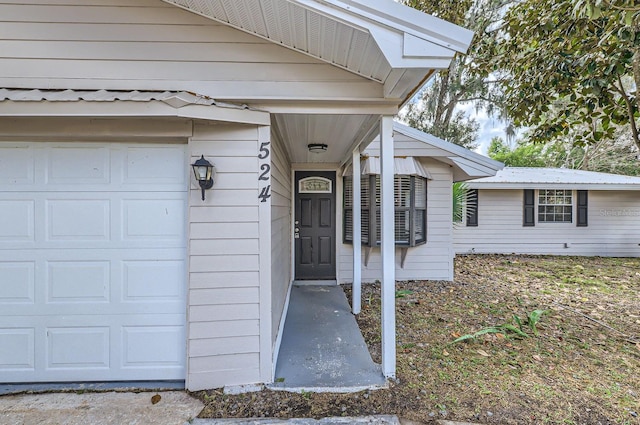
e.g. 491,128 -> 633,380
290,165 -> 342,284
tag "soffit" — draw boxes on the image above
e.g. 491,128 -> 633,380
164,0 -> 390,82
162,0 -> 473,101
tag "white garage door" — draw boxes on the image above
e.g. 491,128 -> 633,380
0,141 -> 187,383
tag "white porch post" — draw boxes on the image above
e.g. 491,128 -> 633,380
380,115 -> 396,378
352,148 -> 362,315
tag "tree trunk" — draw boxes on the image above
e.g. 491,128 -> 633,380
631,47 -> 640,151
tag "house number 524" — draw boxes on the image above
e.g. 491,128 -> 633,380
258,141 -> 271,203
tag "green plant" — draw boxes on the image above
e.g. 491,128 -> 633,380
452,308 -> 548,344
452,182 -> 476,223
395,290 -> 414,298
527,309 -> 548,336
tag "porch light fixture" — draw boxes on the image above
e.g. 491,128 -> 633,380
308,143 -> 328,154
192,155 -> 214,201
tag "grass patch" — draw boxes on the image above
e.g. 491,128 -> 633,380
196,255 -> 640,425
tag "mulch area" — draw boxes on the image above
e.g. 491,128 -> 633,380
195,255 -> 640,424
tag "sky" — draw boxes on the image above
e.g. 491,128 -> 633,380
459,103 -> 511,155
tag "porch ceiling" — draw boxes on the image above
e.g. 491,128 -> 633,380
272,113 -> 379,164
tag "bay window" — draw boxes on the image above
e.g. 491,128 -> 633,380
344,174 -> 427,247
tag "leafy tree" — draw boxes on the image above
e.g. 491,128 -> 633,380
487,137 -> 547,166
544,125 -> 640,174
487,0 -> 640,149
400,0 -> 512,149
487,131 -> 640,175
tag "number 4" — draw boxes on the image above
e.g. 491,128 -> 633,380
259,185 -> 271,203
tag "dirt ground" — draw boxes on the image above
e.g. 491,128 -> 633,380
195,255 -> 640,425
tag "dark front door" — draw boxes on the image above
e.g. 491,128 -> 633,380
294,171 -> 336,280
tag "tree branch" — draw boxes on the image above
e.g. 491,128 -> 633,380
616,72 -> 640,150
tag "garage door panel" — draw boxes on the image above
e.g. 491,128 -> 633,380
47,260 -> 110,303
47,327 -> 110,370
0,261 -> 35,304
0,314 -> 185,382
0,200 -> 34,241
47,199 -> 110,241
0,328 -> 35,371
123,199 -> 185,240
0,141 -> 187,383
124,146 -> 186,185
0,144 -> 35,185
123,260 -> 184,301
47,146 -> 110,185
122,325 -> 184,368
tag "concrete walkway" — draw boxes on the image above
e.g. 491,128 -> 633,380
269,285 -> 386,392
0,391 -> 203,425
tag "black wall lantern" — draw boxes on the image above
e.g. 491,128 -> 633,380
192,155 -> 214,201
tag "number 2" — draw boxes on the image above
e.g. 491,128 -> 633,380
259,163 -> 270,181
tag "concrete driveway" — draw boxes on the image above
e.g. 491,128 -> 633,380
0,391 -> 203,425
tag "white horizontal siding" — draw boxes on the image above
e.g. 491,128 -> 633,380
364,134 -> 453,158
270,131 -> 292,347
454,190 -> 640,257
189,320 -> 259,339
187,123 -> 264,390
338,158 -> 454,282
0,0 -> 381,101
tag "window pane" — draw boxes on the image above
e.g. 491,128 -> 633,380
361,176 -> 370,208
538,189 -> 572,223
414,177 -> 426,208
414,209 -> 425,243
361,210 -> 370,244
343,176 -> 352,208
395,176 -> 412,208
344,209 -> 353,242
395,209 -> 410,244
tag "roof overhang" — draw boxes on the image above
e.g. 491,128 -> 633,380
466,167 -> 640,191
342,156 -> 432,179
162,0 -> 473,103
0,89 -> 270,125
467,182 -> 640,191
391,123 -> 504,181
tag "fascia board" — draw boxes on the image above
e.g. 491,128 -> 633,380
0,101 -> 270,125
300,0 -> 473,53
449,156 -> 501,178
393,122 -> 504,171
292,0 -> 469,73
466,182 -> 640,191
368,27 -> 457,69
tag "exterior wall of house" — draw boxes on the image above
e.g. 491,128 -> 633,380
187,122 -> 268,390
269,131 -> 292,346
365,133 -> 453,158
453,189 -> 640,257
338,158 -> 454,282
0,0 -> 381,102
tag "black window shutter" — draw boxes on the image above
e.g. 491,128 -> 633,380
466,189 -> 479,227
523,189 -> 535,226
577,190 -> 588,227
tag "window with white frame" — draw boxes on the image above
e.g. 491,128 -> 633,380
344,175 -> 427,246
538,189 -> 572,223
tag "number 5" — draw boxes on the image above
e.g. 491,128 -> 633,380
258,142 -> 270,159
